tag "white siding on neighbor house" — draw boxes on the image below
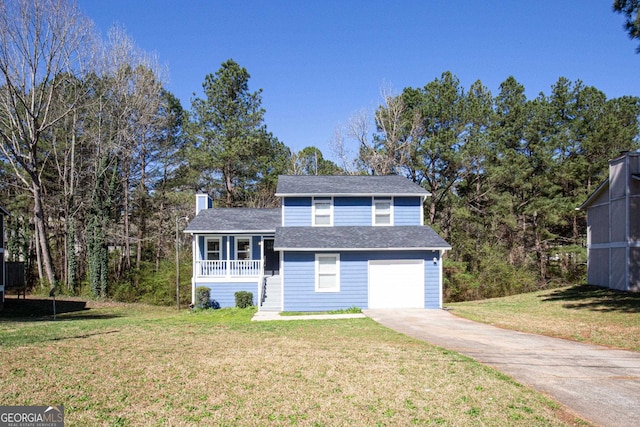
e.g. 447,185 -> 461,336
283,197 -> 312,226
587,248 -> 610,288
281,250 -> 442,311
611,248 -> 627,291
585,153 -> 640,292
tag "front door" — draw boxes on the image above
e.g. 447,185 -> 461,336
263,239 -> 280,276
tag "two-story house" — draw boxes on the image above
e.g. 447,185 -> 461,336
184,175 -> 451,311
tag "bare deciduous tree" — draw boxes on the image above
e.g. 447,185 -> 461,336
0,0 -> 95,289
330,85 -> 419,176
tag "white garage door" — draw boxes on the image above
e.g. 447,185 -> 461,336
369,260 -> 424,309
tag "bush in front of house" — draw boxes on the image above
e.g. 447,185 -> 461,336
234,291 -> 253,308
195,286 -> 211,309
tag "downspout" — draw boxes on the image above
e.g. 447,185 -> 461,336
226,237 -> 231,279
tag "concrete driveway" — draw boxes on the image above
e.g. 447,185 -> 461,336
364,309 -> 640,427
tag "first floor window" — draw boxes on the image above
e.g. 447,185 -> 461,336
316,254 -> 340,292
206,238 -> 220,260
236,238 -> 251,260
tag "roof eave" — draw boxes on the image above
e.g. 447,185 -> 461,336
576,178 -> 609,211
273,246 -> 451,252
275,192 -> 431,197
185,229 -> 277,234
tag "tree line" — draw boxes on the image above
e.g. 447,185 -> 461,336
338,73 -> 640,300
1,0 -> 639,304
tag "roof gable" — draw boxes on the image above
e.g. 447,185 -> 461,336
577,178 -> 609,211
275,175 -> 430,197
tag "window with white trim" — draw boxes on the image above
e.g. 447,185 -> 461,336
313,197 -> 333,226
236,238 -> 251,260
315,254 -> 340,292
373,197 -> 392,225
206,238 -> 221,260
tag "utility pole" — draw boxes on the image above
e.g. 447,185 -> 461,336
176,216 -> 189,310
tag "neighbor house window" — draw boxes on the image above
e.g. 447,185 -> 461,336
373,197 -> 392,225
236,238 -> 251,260
315,254 -> 340,292
206,238 -> 221,260
313,197 -> 333,226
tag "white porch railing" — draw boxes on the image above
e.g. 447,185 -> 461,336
196,260 -> 262,278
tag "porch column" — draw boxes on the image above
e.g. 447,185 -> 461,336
226,237 -> 231,278
191,235 -> 197,305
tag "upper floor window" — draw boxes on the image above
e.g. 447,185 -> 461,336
373,197 -> 392,225
313,197 -> 333,226
236,238 -> 251,260
206,238 -> 221,260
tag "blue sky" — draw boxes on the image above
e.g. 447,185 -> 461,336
78,1 -> 639,158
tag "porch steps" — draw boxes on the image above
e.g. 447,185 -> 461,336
260,275 -> 281,312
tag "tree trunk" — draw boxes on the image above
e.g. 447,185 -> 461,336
32,181 -> 57,289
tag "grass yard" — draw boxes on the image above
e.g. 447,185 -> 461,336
0,296 -> 586,426
449,284 -> 640,351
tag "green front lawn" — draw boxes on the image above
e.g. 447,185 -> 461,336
449,284 -> 640,351
0,296 -> 586,426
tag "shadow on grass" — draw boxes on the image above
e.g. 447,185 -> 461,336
0,297 -> 121,322
541,284 -> 640,313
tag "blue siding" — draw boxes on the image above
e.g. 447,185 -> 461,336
252,236 -> 262,260
394,197 -> 422,225
334,197 -> 371,226
198,281 -> 259,308
283,197 -> 312,226
424,251 -> 441,308
282,250 -> 441,311
198,236 -> 205,259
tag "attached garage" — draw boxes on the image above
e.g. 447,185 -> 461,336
368,260 -> 425,308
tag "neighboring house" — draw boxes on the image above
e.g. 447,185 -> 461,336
578,151 -> 640,292
0,205 -> 7,303
184,175 -> 451,311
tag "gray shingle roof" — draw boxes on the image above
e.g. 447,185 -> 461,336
184,208 -> 280,233
275,175 -> 430,197
274,226 -> 450,251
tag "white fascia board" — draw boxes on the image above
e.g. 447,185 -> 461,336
274,246 -> 451,252
276,192 -> 430,197
184,229 -> 276,234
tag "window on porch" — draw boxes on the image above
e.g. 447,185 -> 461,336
236,238 -> 251,260
206,238 -> 221,260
